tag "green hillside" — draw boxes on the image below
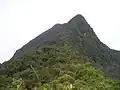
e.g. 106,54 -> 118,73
0,44 -> 120,90
1,14 -> 120,89
11,15 -> 120,79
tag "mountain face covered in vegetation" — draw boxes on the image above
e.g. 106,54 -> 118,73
13,14 -> 120,79
1,14 -> 120,90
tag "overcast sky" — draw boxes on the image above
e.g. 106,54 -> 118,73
0,0 -> 120,63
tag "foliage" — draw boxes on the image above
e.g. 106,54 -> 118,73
0,44 -> 120,90
10,63 -> 120,90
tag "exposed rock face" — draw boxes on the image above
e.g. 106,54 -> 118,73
11,14 -> 120,79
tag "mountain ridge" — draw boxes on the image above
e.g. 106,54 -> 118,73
1,14 -> 120,89
12,14 -> 97,58
3,14 -> 120,79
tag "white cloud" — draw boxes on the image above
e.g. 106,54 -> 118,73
0,0 -> 120,63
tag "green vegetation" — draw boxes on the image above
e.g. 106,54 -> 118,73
0,44 -> 120,90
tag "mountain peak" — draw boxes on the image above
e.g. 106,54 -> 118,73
71,14 -> 85,19
1,14 -> 120,82
68,14 -> 87,24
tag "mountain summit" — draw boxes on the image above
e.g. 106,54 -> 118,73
1,14 -> 120,89
10,14 -> 120,79
68,14 -> 89,27
13,14 -> 97,58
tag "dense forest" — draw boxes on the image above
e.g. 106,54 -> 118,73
0,44 -> 120,90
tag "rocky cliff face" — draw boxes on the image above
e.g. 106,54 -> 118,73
10,14 -> 120,79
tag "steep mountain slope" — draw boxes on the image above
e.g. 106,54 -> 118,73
12,14 -> 120,79
1,44 -> 120,90
1,14 -> 120,89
